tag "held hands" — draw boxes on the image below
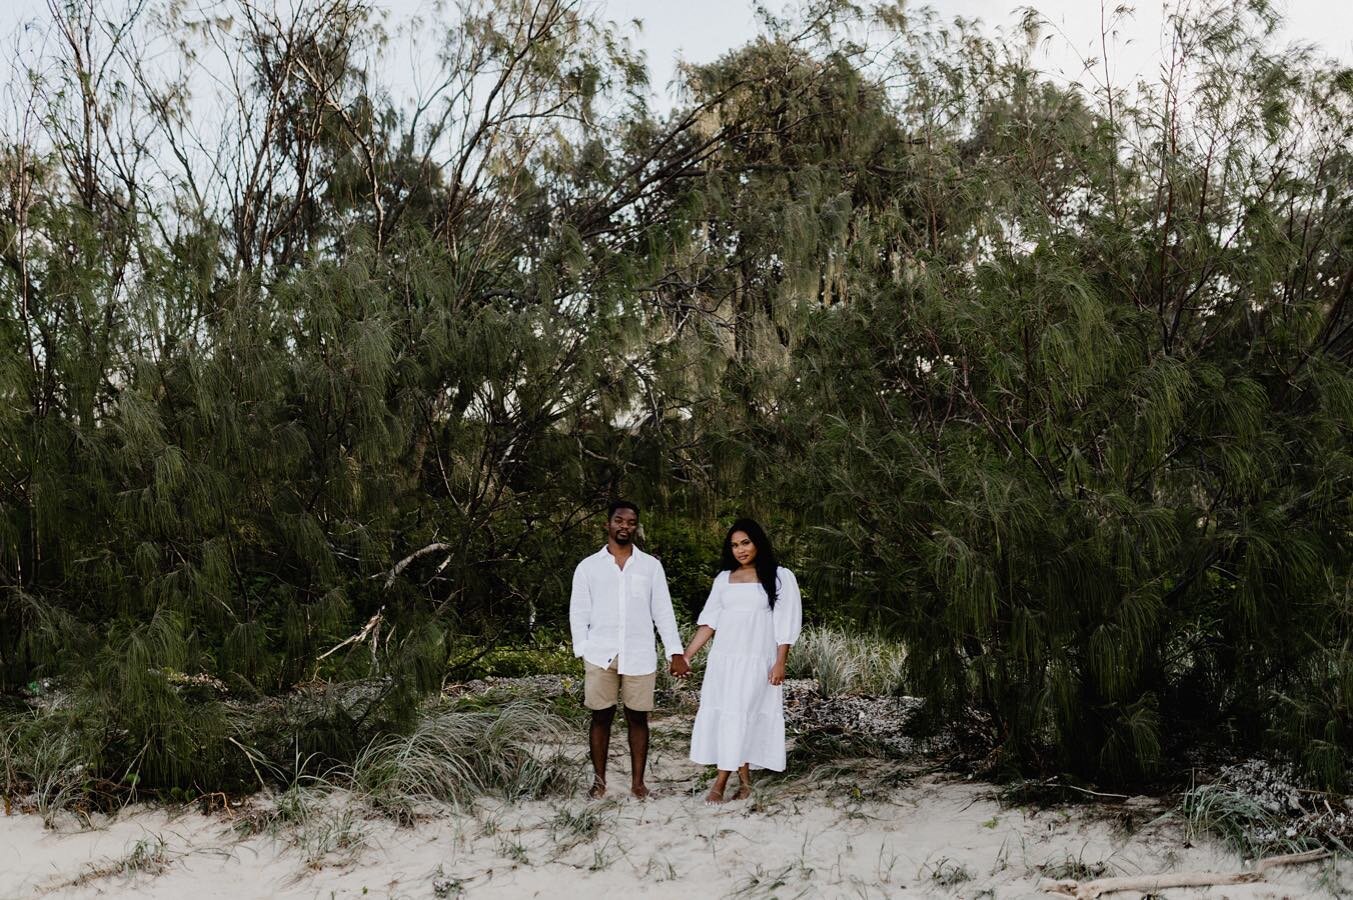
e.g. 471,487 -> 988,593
768,661 -> 786,686
669,653 -> 692,679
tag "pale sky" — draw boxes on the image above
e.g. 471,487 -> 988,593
3,1 -> 1350,103
599,0 -> 1353,106
2,0 -> 1349,124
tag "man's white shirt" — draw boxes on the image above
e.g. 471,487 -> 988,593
569,545 -> 683,676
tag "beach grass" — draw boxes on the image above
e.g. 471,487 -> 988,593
786,628 -> 907,696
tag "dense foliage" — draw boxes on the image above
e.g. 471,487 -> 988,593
1,0 -> 1349,792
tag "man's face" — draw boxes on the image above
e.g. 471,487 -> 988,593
607,507 -> 638,546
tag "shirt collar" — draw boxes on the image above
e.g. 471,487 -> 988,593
597,544 -> 644,562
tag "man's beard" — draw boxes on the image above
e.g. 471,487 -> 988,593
613,532 -> 632,545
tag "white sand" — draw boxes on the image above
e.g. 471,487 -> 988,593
2,719 -> 1343,899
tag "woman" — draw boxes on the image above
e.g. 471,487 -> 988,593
684,518 -> 802,803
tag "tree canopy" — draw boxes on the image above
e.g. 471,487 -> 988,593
1,0 -> 1349,790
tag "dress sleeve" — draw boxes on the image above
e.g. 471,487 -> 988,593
773,568 -> 802,646
696,573 -> 725,630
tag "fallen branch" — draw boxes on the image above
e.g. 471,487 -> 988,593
1048,778 -> 1131,801
383,542 -> 453,588
316,608 -> 384,662
1040,849 -> 1331,899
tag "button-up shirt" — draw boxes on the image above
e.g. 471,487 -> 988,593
569,545 -> 683,676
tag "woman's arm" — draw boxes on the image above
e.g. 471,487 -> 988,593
684,625 -> 715,660
769,643 -> 790,685
688,575 -> 724,661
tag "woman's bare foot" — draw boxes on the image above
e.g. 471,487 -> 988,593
704,785 -> 727,805
631,783 -> 652,800
588,779 -> 606,799
732,783 -> 752,801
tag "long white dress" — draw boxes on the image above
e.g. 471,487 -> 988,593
688,567 -> 803,771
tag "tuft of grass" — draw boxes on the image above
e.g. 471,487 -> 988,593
643,854 -> 680,881
431,863 -> 467,898
235,779 -> 370,867
451,643 -> 579,680
119,836 -> 170,874
786,627 -> 907,696
588,845 -> 613,871
1036,847 -> 1113,881
1181,782 -> 1315,858
351,698 -> 574,816
790,628 -> 859,696
729,863 -> 798,897
44,835 -> 170,891
1,710 -> 106,827
550,804 -> 603,848
497,836 -> 530,865
228,694 -> 575,868
923,856 -> 974,887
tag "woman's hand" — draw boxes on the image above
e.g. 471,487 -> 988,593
768,661 -> 786,686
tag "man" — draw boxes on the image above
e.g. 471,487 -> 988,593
569,499 -> 690,799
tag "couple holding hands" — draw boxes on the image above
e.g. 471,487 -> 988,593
568,500 -> 802,804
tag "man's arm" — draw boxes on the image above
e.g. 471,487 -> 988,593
568,564 -> 591,659
650,561 -> 689,676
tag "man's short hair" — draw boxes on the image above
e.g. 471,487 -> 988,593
607,499 -> 640,519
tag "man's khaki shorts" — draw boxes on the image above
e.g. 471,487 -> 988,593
583,659 -> 656,711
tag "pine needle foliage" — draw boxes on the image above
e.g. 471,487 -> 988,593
0,0 -> 1348,793
710,2 -> 1352,783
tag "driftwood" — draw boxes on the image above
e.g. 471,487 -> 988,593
1040,849 -> 1331,899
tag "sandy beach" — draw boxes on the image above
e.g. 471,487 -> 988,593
2,705 -> 1343,900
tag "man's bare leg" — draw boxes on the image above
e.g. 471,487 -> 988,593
624,707 -> 651,798
588,707 -> 616,798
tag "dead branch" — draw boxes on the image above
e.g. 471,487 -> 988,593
315,606 -> 383,660
383,542 -> 453,588
1040,849 -> 1331,899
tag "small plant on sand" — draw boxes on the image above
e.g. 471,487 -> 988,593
588,845 -> 613,871
497,836 -> 530,865
288,791 -> 370,867
431,864 -> 467,898
476,810 -> 501,837
923,856 -> 973,887
730,863 -> 797,897
643,854 -> 680,881
119,836 -> 169,874
1036,847 -> 1113,881
45,834 -> 170,891
551,805 -> 603,846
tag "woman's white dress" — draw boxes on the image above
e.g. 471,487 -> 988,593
689,567 -> 803,771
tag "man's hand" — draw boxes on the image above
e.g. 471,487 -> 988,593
768,661 -> 786,686
669,654 -> 691,679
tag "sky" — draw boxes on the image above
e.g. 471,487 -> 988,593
3,0 -> 1350,108
599,0 -> 1353,107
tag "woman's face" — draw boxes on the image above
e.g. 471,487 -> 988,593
729,531 -> 757,567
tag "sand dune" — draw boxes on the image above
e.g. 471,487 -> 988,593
1,714 -> 1342,898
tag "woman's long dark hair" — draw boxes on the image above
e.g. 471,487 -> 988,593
720,518 -> 779,609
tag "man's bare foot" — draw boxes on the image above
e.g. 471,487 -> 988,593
631,784 -> 652,800
732,784 -> 751,801
588,780 -> 606,799
704,785 -> 727,805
